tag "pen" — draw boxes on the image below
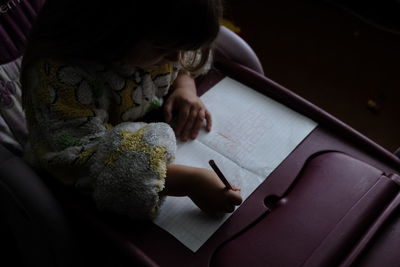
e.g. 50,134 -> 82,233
209,159 -> 232,190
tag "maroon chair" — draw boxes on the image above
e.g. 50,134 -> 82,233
1,1 -> 400,267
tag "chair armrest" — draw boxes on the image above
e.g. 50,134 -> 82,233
0,144 -> 78,267
395,147 -> 400,159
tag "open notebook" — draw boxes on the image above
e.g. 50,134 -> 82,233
154,77 -> 317,252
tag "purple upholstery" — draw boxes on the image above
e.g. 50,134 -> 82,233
215,26 -> 264,75
0,143 -> 77,267
395,147 -> 400,159
212,152 -> 398,267
0,0 -> 45,64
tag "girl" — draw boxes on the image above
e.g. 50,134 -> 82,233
21,0 -> 242,219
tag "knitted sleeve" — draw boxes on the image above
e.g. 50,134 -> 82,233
22,59 -> 176,219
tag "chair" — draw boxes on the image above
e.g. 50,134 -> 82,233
2,1 -> 400,266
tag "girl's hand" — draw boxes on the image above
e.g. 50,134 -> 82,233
164,73 -> 212,141
164,165 -> 242,214
188,168 -> 242,213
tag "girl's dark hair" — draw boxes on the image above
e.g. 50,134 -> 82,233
22,0 -> 223,71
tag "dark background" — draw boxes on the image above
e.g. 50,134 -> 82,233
224,0 -> 400,152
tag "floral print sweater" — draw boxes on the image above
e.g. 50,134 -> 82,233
22,58 -> 180,219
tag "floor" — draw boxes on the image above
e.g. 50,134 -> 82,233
224,0 -> 400,152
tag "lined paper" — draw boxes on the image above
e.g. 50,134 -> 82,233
154,77 -> 317,252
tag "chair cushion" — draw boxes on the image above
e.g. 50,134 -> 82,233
0,58 -> 27,155
0,0 -> 45,154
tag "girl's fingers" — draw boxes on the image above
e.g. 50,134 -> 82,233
205,109 -> 212,132
168,95 -> 211,141
231,185 -> 241,191
181,107 -> 198,141
163,98 -> 173,123
228,189 -> 243,205
190,109 -> 206,139
175,105 -> 190,137
223,205 -> 236,213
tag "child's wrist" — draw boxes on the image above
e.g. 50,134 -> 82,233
173,71 -> 196,91
164,164 -> 200,196
178,69 -> 192,77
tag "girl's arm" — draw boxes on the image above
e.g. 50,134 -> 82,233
22,59 -> 176,220
164,164 -> 242,213
164,72 -> 212,141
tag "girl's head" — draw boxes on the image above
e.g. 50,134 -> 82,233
24,0 -> 223,70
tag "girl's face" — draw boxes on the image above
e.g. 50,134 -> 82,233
125,41 -> 181,68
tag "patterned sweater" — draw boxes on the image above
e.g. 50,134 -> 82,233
23,58 -> 181,219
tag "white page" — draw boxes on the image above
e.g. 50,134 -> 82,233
154,77 -> 317,252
